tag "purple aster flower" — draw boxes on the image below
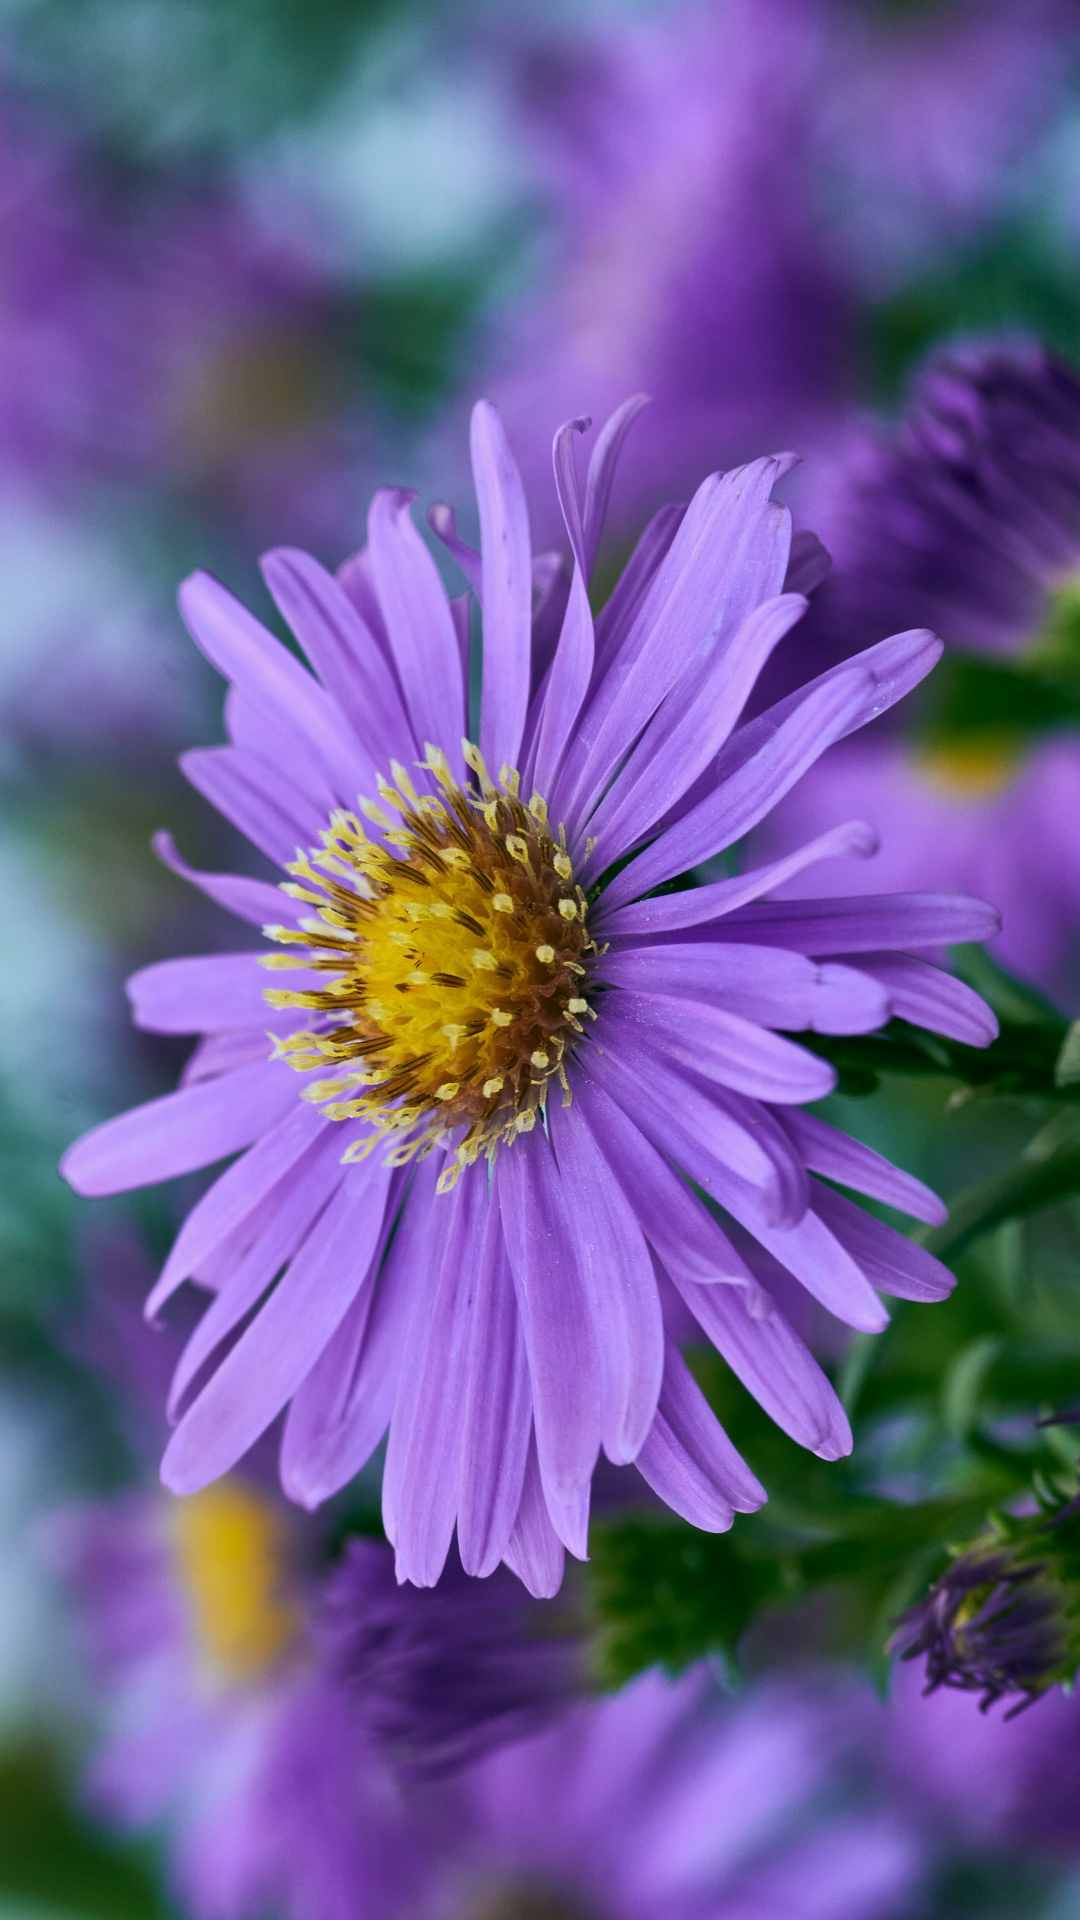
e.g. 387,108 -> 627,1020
426,1668 -> 922,1920
753,340 -> 1080,1000
56,1480 -> 420,1919
63,399 -> 998,1592
1,89 -> 361,544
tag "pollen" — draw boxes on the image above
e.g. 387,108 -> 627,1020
263,741 -> 598,1190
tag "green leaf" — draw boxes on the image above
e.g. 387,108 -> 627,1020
588,1518 -> 789,1686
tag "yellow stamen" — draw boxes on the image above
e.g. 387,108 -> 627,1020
263,743 -> 597,1172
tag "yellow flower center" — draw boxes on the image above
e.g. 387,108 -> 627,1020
262,742 -> 598,1191
915,734 -> 1020,798
172,1481 -> 297,1686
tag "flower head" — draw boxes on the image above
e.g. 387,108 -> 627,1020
756,339 -> 1080,998
891,1480 -> 1080,1717
63,398 -> 998,1592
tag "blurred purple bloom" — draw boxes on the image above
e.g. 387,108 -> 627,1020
429,1668 -> 922,1920
755,340 -> 1080,999
884,1655 -> 1080,1859
64,399 -> 997,1591
321,1538 -> 585,1777
1,90 -> 361,544
477,3 -> 855,533
809,0 -> 1076,286
57,1484 -> 419,1920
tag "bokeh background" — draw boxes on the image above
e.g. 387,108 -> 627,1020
6,2 -> 1080,1915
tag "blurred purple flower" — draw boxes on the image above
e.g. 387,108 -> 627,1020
810,0 -> 1076,287
884,1655 -> 1080,1859
0,90 -> 362,544
428,1668 -> 922,1920
56,1483 -> 420,1919
63,399 -> 996,1591
476,3 -> 855,534
755,340 -> 1080,1000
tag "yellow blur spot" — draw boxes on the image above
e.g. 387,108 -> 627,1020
172,1481 -> 297,1686
916,735 -> 1020,798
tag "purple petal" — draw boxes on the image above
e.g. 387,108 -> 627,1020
813,1185 -> 956,1303
181,1030 -> 272,1086
161,1158 -> 394,1493
503,1438 -> 566,1599
572,1075 -> 751,1285
585,592 -> 807,869
780,1110 -> 946,1226
181,746 -> 320,867
367,488 -> 465,763
384,1178 -> 478,1587
153,833 -> 292,930
168,1134 -> 347,1418
668,1269 -> 852,1459
602,821 -> 878,938
581,394 -> 650,576
561,456 -> 793,822
719,893 -> 1002,953
591,502 -> 683,683
713,628 -> 944,786
61,1061 -> 296,1197
497,1137 -> 603,1544
599,942 -> 889,1039
583,1015 -> 805,1229
280,1169 -> 426,1510
608,989 -> 836,1103
456,1196 -> 532,1578
145,1101 -> 328,1318
127,953 -> 271,1035
849,952 -> 999,1045
598,666 -> 872,912
260,547 -> 416,768
178,571 -> 363,801
526,557 -> 595,799
472,401 -> 533,774
548,1096 -> 665,1466
742,1206 -> 890,1334
636,1346 -> 766,1530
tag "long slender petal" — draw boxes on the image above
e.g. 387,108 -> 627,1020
548,1096 -> 665,1465
367,488 -> 465,761
456,1195 -> 532,1577
601,821 -> 878,939
60,1061 -> 295,1197
635,1347 -> 766,1530
161,1160 -> 393,1493
153,833 -> 292,930
718,893 -> 1002,954
598,667 -> 871,912
472,401 -> 533,773
668,1268 -> 852,1459
780,1110 -> 946,1226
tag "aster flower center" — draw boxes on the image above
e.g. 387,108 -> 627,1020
262,742 -> 597,1190
171,1481 -> 297,1685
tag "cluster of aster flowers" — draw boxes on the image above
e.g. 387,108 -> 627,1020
62,396 -> 1000,1600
